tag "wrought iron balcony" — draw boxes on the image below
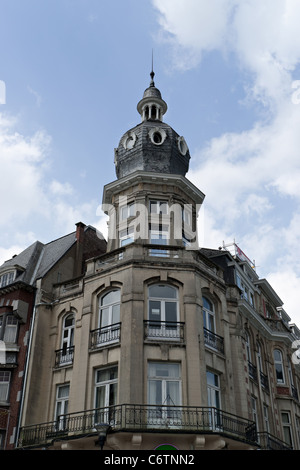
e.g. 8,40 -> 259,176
203,327 -> 224,354
144,320 -> 185,342
248,360 -> 257,382
54,346 -> 74,368
257,432 -> 292,450
90,323 -> 121,349
18,404 -> 257,449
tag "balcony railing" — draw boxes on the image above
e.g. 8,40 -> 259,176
18,404 -> 257,448
257,432 -> 292,450
248,361 -> 257,382
90,323 -> 121,349
144,321 -> 185,342
54,346 -> 74,368
203,327 -> 224,354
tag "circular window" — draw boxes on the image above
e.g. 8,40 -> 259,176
149,127 -> 167,146
177,136 -> 188,155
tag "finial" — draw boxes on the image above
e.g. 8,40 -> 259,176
150,49 -> 155,87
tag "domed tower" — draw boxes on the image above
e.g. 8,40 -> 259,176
103,70 -> 204,252
115,70 -> 190,179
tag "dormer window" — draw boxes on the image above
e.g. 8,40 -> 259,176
0,271 -> 15,288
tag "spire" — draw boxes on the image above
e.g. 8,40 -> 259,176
150,50 -> 155,87
137,59 -> 167,122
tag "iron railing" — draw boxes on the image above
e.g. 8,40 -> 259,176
90,323 -> 121,349
54,346 -> 74,368
144,321 -> 185,342
18,404 -> 257,448
203,327 -> 224,354
257,432 -> 292,450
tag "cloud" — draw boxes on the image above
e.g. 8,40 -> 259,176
153,0 -> 300,324
0,112 -> 100,264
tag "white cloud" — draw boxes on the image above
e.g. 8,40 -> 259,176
0,112 -> 100,265
154,0 -> 300,324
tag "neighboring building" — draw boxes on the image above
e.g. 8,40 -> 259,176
0,223 -> 106,449
15,72 -> 300,450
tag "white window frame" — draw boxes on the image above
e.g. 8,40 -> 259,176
148,362 -> 181,425
97,290 -> 121,345
94,366 -> 118,424
148,285 -> 179,339
281,411 -> 293,448
274,349 -> 285,384
202,297 -> 216,334
120,202 -> 135,220
54,384 -> 69,430
119,226 -> 134,247
206,370 -> 222,429
60,314 -> 74,365
0,371 -> 10,402
149,200 -> 168,215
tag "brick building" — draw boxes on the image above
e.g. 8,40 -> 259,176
0,223 -> 106,449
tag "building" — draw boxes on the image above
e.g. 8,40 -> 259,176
15,71 -> 300,450
0,223 -> 106,449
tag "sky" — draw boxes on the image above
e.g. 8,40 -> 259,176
1,0 -> 300,325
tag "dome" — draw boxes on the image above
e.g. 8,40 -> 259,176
114,71 -> 190,179
115,119 -> 190,179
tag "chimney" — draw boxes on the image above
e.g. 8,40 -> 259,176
74,222 -> 86,277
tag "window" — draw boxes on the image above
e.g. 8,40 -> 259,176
206,371 -> 221,429
54,384 -> 69,430
120,202 -> 135,220
281,412 -> 293,448
203,297 -> 215,334
150,200 -> 168,215
119,226 -> 134,247
97,290 -> 120,345
148,285 -> 179,339
251,397 -> 258,433
263,404 -> 270,434
0,371 -> 10,402
274,349 -> 285,384
60,314 -> 74,365
0,315 -> 18,343
0,271 -> 15,288
148,362 -> 181,424
95,366 -> 118,424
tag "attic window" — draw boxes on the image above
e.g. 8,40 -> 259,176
0,271 -> 15,288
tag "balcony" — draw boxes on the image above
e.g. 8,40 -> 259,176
203,327 -> 224,354
144,321 -> 185,343
18,404 -> 257,449
257,432 -> 292,450
54,346 -> 74,368
90,323 -> 121,349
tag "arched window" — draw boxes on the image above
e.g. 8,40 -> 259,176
57,314 -> 75,366
148,284 -> 179,339
96,290 -> 121,345
203,297 -> 215,333
274,349 -> 285,384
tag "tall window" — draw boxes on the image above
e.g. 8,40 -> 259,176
206,371 -> 221,428
274,349 -> 285,384
148,362 -> 181,423
281,412 -> 293,448
0,371 -> 10,402
203,297 -> 215,333
148,285 -> 179,338
95,366 -> 118,424
0,314 -> 18,343
97,290 -> 120,344
60,314 -> 74,365
54,384 -> 69,430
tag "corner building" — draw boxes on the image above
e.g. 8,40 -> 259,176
18,73 -> 300,450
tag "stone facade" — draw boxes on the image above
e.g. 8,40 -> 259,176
15,73 -> 300,451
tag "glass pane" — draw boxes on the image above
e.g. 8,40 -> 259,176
64,315 -> 74,327
100,307 -> 110,327
101,290 -> 120,306
109,382 -> 117,406
274,349 -> 282,362
275,364 -> 284,383
149,301 -> 161,322
58,385 -> 69,399
97,366 -> 118,383
166,381 -> 180,406
149,285 -> 177,299
165,302 -> 177,324
112,304 -> 120,324
95,385 -> 106,409
203,297 -> 213,311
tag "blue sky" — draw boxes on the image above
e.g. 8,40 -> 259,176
1,0 -> 300,325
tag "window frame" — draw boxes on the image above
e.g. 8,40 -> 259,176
148,284 -> 179,339
274,349 -> 285,384
0,371 -> 10,402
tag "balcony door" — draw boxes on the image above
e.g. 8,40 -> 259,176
148,362 -> 181,426
94,366 -> 118,425
148,285 -> 179,340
